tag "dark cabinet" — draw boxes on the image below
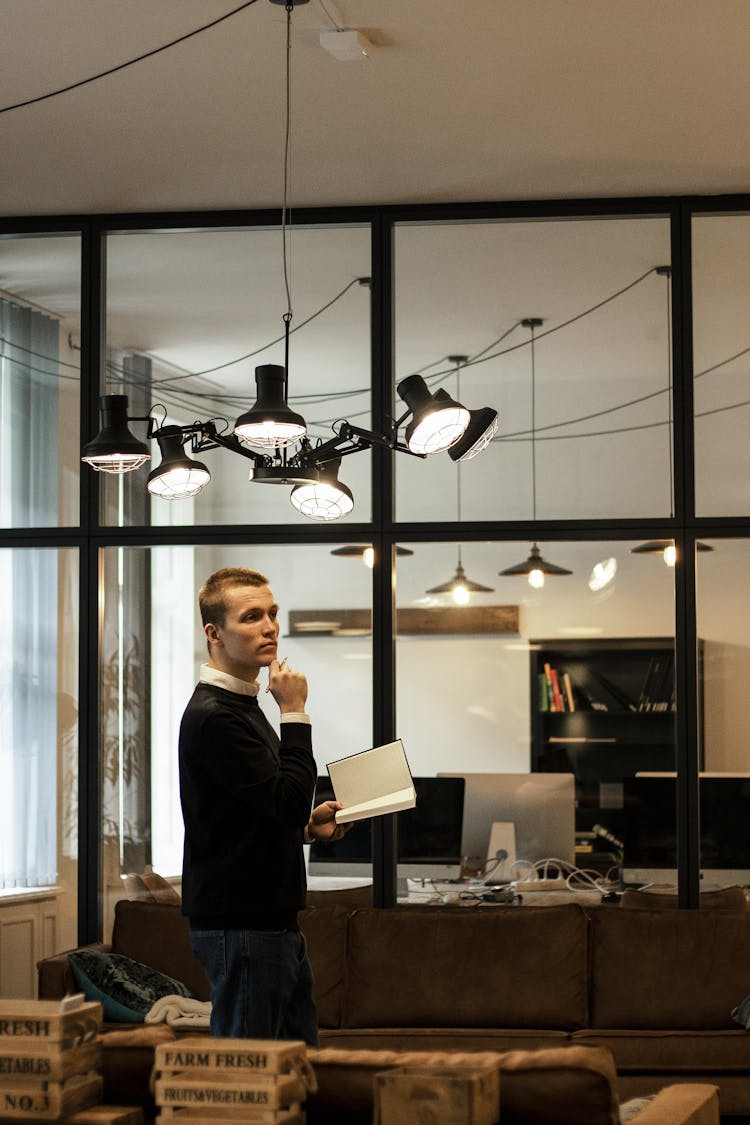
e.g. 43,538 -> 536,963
529,638 -> 696,837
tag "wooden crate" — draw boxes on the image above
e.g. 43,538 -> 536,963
0,1073 -> 103,1120
0,1041 -> 102,1083
157,1107 -> 304,1125
0,1000 -> 104,1121
155,1071 -> 305,1114
0,1001 -> 102,1048
374,1066 -> 500,1125
62,1108 -> 145,1125
153,1038 -> 314,1123
154,1039 -> 310,1081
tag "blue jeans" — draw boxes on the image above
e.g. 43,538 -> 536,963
189,928 -> 319,1045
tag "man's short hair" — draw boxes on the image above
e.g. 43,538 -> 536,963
199,567 -> 269,630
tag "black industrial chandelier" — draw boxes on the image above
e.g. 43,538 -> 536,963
80,0 -> 497,521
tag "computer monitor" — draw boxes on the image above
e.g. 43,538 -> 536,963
621,774 -> 750,886
439,772 -> 576,869
308,775 -> 465,882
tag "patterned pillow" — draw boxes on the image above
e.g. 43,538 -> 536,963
69,950 -> 192,1023
732,994 -> 750,1028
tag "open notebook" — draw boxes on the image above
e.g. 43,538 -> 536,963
327,739 -> 416,824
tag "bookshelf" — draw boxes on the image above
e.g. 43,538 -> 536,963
529,638 -> 703,837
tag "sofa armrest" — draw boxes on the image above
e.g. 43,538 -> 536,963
631,1084 -> 719,1125
37,943 -> 110,1000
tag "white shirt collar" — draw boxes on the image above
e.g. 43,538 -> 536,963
199,662 -> 260,697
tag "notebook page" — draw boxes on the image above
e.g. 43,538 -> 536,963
327,740 -> 412,808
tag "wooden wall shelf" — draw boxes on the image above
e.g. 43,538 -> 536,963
289,605 -> 519,637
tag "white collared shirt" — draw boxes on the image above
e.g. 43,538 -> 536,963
199,663 -> 310,724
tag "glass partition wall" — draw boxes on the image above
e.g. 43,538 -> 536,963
0,232 -> 81,995
4,200 -> 750,950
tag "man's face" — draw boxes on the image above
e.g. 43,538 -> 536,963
206,584 -> 280,680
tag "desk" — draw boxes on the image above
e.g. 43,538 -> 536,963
398,881 -> 604,908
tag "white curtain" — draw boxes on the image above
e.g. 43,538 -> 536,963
0,299 -> 60,888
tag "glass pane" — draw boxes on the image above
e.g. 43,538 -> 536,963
692,214 -> 750,516
394,217 -> 673,522
100,226 -> 371,528
697,538 -> 750,885
100,542 -> 374,934
0,547 -> 78,997
395,539 -> 676,899
0,234 -> 81,528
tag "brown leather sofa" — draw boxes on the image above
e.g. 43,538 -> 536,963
38,898 -> 750,1118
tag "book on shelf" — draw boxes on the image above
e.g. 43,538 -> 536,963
562,671 -> 576,712
326,738 -> 416,824
638,651 -> 674,712
539,664 -> 577,713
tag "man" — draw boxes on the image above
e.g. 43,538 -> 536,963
178,566 -> 344,1043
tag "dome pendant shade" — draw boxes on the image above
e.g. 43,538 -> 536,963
631,539 -> 714,561
290,458 -> 354,521
397,375 -> 469,455
331,545 -> 415,563
147,426 -> 210,499
426,560 -> 494,597
448,406 -> 499,462
81,395 -> 150,473
499,543 -> 573,578
234,364 -> 307,450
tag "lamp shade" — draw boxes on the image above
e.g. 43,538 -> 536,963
499,543 -> 573,584
397,375 -> 469,455
147,426 -> 210,499
81,395 -> 150,473
234,364 -> 307,450
631,539 -> 714,564
448,406 -> 499,462
426,560 -> 494,605
290,459 -> 354,521
331,545 -> 415,568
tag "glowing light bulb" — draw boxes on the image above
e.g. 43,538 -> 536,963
363,547 -> 375,569
452,583 -> 471,606
663,544 -> 677,567
528,568 -> 545,589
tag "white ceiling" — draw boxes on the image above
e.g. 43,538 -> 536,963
2,0 -> 750,217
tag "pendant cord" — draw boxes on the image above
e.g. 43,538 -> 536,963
456,361 -> 463,568
282,3 -> 294,403
530,323 -> 537,523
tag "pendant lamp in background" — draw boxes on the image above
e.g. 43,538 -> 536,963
425,357 -> 494,605
331,545 -> 414,568
499,319 -> 572,589
426,550 -> 494,606
631,540 -> 714,567
501,542 -> 572,589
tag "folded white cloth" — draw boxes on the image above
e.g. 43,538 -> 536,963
145,994 -> 211,1028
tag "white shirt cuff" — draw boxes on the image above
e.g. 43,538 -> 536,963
280,712 -> 310,724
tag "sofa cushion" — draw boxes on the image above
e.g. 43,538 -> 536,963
319,1029 -> 570,1053
573,1029 -> 750,1070
111,900 -> 210,1001
298,905 -> 350,1029
69,950 -> 191,1023
307,1045 -> 620,1125
343,905 -> 589,1030
589,908 -> 750,1029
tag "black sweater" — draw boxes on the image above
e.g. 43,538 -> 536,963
178,682 -> 316,930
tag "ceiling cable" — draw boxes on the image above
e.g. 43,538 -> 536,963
0,1 -> 260,116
